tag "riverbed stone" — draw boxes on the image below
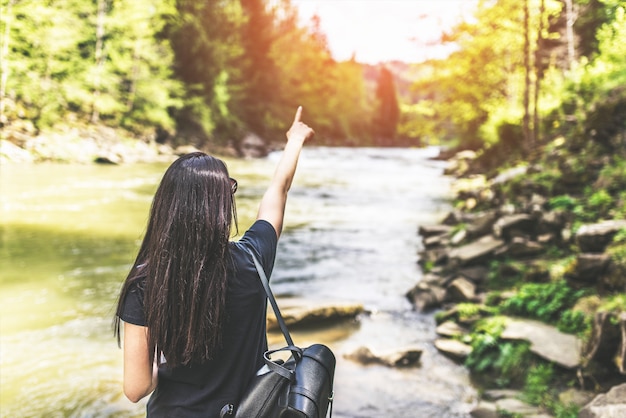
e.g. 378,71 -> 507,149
579,383 -> 626,418
448,235 -> 506,267
573,253 -> 611,282
436,321 -> 470,338
419,224 -> 454,238
267,300 -> 363,330
406,282 -> 447,312
493,214 -> 535,241
470,401 -> 498,418
344,346 -> 422,368
434,338 -> 472,361
495,398 -> 544,415
500,318 -> 582,369
576,220 -> 626,253
446,277 -> 477,302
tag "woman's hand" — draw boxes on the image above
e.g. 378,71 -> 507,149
286,106 -> 315,144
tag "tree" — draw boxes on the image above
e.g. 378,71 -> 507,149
373,66 -> 399,143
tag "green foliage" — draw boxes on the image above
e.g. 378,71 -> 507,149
523,363 -> 554,405
501,280 -> 588,324
465,317 -> 532,387
549,195 -> 579,211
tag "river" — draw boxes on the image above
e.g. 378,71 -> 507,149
0,146 -> 476,417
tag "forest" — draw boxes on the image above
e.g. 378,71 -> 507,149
1,0 -> 623,156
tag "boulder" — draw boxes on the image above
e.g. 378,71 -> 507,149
576,220 -> 626,253
266,300 -> 363,330
448,235 -> 506,267
446,277 -> 477,302
495,398 -> 544,416
466,210 -> 499,239
239,132 -> 269,158
436,321 -> 470,338
418,224 -> 453,238
574,253 -> 611,282
493,214 -> 535,241
503,237 -> 544,258
501,318 -> 582,369
558,388 -> 597,408
344,346 -> 422,368
434,338 -> 472,361
583,311 -> 622,368
470,401 -> 498,418
406,282 -> 447,312
579,384 -> 626,418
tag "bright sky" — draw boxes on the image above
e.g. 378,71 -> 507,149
291,0 -> 478,64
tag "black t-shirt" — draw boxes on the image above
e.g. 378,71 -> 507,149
120,220 -> 278,418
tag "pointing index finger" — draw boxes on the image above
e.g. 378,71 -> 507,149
294,106 -> 303,123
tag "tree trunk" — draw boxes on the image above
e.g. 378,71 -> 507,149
564,0 -> 576,69
0,0 -> 16,124
523,0 -> 533,151
533,0 -> 545,146
91,0 -> 107,124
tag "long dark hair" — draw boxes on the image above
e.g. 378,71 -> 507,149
115,152 -> 238,367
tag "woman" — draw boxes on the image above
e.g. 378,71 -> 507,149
114,107 -> 314,417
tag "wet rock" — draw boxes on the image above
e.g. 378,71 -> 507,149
267,300 -> 363,330
406,282 -> 447,312
573,253 -> 611,282
495,398 -> 544,416
434,338 -> 472,361
419,224 -> 454,238
470,401 -> 498,418
579,383 -> 626,418
501,318 -> 582,369
344,346 -> 422,368
466,210 -> 499,239
503,237 -> 544,258
446,277 -> 477,302
435,321 -> 470,338
576,220 -> 626,253
493,214 -> 535,241
448,235 -> 506,267
558,388 -> 597,408
239,132 -> 269,158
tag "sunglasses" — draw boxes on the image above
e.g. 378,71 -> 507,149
230,177 -> 238,194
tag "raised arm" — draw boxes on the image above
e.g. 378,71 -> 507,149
257,106 -> 314,237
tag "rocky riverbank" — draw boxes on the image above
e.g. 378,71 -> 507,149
407,150 -> 626,417
0,123 -> 272,164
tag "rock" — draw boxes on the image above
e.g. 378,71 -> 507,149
574,253 -> 611,282
558,388 -> 597,408
418,224 -> 453,238
239,132 -> 269,158
448,235 -> 506,267
482,389 -> 523,401
424,234 -> 449,248
495,398 -> 544,415
470,401 -> 498,418
466,210 -> 499,239
504,237 -> 544,258
266,300 -> 363,330
344,346 -> 422,368
490,165 -> 528,186
450,228 -> 467,245
458,266 -> 489,284
406,282 -> 447,312
436,321 -> 470,338
446,277 -> 477,302
501,318 -> 582,369
576,220 -> 626,253
0,139 -> 35,163
579,383 -> 626,418
493,214 -> 535,241
434,338 -> 472,361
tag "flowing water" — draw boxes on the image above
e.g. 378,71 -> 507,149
0,147 -> 476,417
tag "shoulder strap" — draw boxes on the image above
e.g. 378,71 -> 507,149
247,249 -> 296,348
